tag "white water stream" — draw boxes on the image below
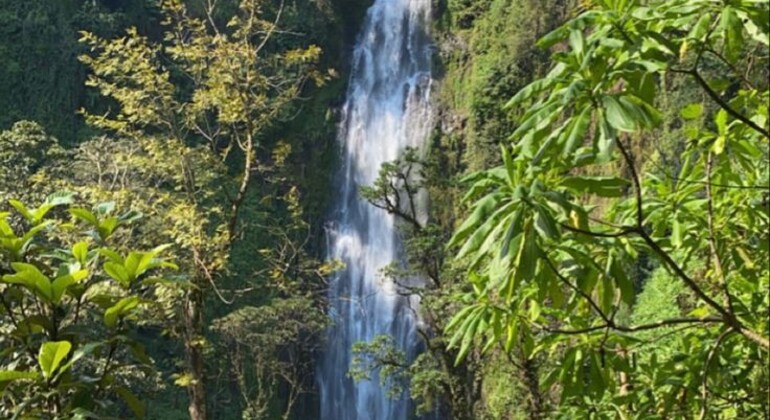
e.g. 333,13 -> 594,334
317,0 -> 433,418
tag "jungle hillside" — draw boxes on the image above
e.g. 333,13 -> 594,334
0,0 -> 768,419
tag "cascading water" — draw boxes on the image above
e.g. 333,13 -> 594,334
318,0 -> 433,419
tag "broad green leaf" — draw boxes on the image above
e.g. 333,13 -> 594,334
448,305 -> 479,350
125,252 -> 142,280
9,200 -> 34,222
569,29 -> 585,56
713,136 -> 727,154
38,341 -> 72,379
603,95 -> 659,132
104,296 -> 140,328
563,106 -> 592,155
94,201 -> 116,215
44,191 -> 74,206
688,12 -> 712,40
51,269 -> 89,303
671,219 -> 683,248
3,263 -> 52,302
720,6 -> 744,62
116,386 -> 146,419
455,309 -> 483,364
681,103 -> 703,120
457,201 -> 516,260
534,205 -> 559,239
5,222 -> 51,261
99,248 -> 124,264
597,114 -> 616,162
505,79 -> 551,108
70,208 -> 98,226
738,9 -> 769,46
104,262 -> 131,288
72,241 -> 89,264
118,210 -> 143,224
536,25 -> 570,49
561,176 -> 631,197
56,342 -> 102,380
715,109 -> 728,136
449,193 -> 504,249
0,370 -> 39,391
98,217 -> 120,240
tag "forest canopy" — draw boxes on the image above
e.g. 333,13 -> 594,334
0,0 -> 768,419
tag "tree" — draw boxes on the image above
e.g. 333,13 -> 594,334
0,121 -> 67,202
357,149 -> 487,419
78,1 -> 324,417
0,195 -> 180,418
447,0 -> 769,417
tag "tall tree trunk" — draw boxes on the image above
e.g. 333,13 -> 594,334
184,286 -> 207,420
521,355 -> 545,420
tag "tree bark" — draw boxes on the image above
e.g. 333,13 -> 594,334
184,285 -> 207,420
521,356 -> 545,420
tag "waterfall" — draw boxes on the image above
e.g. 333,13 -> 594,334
317,0 -> 433,418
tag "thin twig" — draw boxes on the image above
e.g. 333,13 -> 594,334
699,329 -> 734,420
705,152 -> 735,314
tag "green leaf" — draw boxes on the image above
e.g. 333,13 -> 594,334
125,252 -> 142,281
458,201 -> 517,261
715,109 -> 728,136
104,296 -> 140,328
563,106 -> 592,155
116,386 -> 146,419
534,205 -> 559,239
561,176 -> 630,197
688,13 -> 712,40
505,79 -> 551,109
713,136 -> 727,155
602,95 -> 659,132
738,9 -> 769,46
44,191 -> 75,207
0,370 -> 39,391
569,29 -> 585,56
8,200 -> 34,222
513,229 -> 538,294
118,210 -> 143,224
38,341 -> 72,379
536,25 -> 570,49
70,208 -> 98,226
99,248 -> 124,264
98,217 -> 120,240
94,201 -> 116,215
680,103 -> 703,120
3,263 -> 52,302
671,219 -> 683,248
56,342 -> 102,381
449,193 -> 504,249
104,262 -> 131,288
72,241 -> 89,264
51,269 -> 89,304
455,309 -> 483,364
720,6 -> 744,62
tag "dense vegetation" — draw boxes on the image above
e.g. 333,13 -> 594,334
0,0 -> 767,419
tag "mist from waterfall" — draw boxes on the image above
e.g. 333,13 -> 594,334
317,0 -> 433,418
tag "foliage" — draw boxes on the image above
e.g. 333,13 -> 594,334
77,1 -> 331,417
0,0 -> 161,144
0,195 -> 179,418
0,0 -> 378,418
435,0 -> 573,172
211,297 -> 327,420
357,144 -> 489,419
447,0 -> 769,417
0,121 -> 67,202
